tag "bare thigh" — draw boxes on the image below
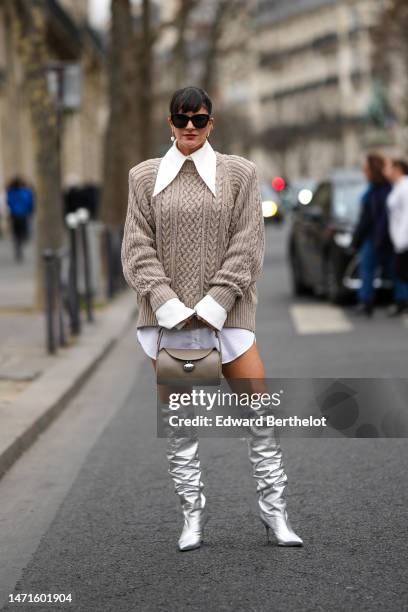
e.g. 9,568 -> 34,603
222,340 -> 265,379
222,340 -> 267,395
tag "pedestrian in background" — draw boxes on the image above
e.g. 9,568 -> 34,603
0,188 -> 6,238
6,177 -> 35,262
351,153 -> 392,317
385,157 -> 408,316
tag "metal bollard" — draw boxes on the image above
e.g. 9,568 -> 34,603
55,248 -> 67,347
77,207 -> 94,323
42,249 -> 57,354
65,212 -> 81,335
105,226 -> 115,299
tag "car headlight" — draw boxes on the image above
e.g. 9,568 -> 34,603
298,189 -> 313,205
262,200 -> 278,218
333,232 -> 352,248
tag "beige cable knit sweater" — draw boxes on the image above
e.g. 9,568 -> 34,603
121,151 -> 265,332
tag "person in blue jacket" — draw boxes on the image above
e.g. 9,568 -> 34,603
351,153 -> 392,316
6,177 -> 35,262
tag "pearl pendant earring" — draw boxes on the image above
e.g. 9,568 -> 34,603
171,133 -> 175,142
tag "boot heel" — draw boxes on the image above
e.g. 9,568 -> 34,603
260,512 -> 303,546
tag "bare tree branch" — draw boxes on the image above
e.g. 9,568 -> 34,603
136,0 -> 154,160
201,0 -> 248,95
171,0 -> 200,88
100,0 -> 140,227
13,0 -> 65,307
372,0 -> 408,125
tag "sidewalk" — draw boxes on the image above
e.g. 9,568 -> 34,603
0,233 -> 48,397
0,231 -> 138,477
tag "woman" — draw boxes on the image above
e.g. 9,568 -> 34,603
121,86 -> 302,551
352,153 -> 392,316
385,157 -> 408,315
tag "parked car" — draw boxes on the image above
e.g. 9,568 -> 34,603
288,169 -> 392,303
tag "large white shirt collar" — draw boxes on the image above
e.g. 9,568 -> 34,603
152,138 -> 216,197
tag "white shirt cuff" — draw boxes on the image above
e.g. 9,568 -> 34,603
194,295 -> 227,331
155,298 -> 195,330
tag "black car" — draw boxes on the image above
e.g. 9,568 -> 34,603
288,170 -> 378,303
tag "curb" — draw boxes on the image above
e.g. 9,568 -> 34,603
0,291 -> 138,479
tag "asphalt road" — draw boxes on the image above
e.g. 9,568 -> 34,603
1,224 -> 407,612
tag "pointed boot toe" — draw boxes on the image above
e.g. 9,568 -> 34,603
262,512 -> 303,547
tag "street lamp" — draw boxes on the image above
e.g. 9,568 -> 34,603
46,61 -> 81,147
46,62 -> 81,112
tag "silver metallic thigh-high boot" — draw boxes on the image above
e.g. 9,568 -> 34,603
247,428 -> 303,546
166,434 -> 207,551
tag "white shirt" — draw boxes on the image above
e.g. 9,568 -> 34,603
387,176 -> 408,253
153,137 -> 216,198
137,138 -> 256,363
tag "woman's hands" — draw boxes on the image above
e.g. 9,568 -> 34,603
160,294 -> 225,331
155,297 -> 195,329
193,295 -> 227,330
176,312 -> 196,329
195,314 -> 218,331
179,313 -> 217,331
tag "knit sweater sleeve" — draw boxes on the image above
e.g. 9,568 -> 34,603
121,164 -> 178,312
207,161 -> 265,312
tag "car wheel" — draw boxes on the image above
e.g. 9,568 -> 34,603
290,246 -> 309,296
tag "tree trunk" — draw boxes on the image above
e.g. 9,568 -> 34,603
201,0 -> 228,95
100,0 -> 140,228
137,0 -> 154,160
201,0 -> 248,96
171,0 -> 199,88
372,0 -> 408,148
13,0 -> 65,308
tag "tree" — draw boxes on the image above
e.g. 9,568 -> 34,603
100,0 -> 140,228
201,0 -> 245,95
136,0 -> 154,161
200,0 -> 254,153
372,0 -> 408,149
171,0 -> 200,89
12,0 -> 65,307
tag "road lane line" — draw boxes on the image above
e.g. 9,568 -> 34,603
290,304 -> 353,335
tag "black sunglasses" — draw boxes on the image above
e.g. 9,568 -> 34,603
171,113 -> 210,129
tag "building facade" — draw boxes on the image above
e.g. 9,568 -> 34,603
0,0 -> 107,200
251,0 -> 389,181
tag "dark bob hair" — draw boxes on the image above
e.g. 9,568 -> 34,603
392,158 -> 408,175
7,177 -> 26,190
169,86 -> 212,115
365,152 -> 387,185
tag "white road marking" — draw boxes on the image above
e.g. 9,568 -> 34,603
290,304 -> 353,335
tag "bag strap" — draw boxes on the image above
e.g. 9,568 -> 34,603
156,324 -> 222,362
214,328 -> 222,362
156,326 -> 165,355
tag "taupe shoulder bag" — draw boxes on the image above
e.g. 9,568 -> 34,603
155,326 -> 222,385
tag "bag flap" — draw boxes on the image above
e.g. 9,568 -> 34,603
163,347 -> 216,361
